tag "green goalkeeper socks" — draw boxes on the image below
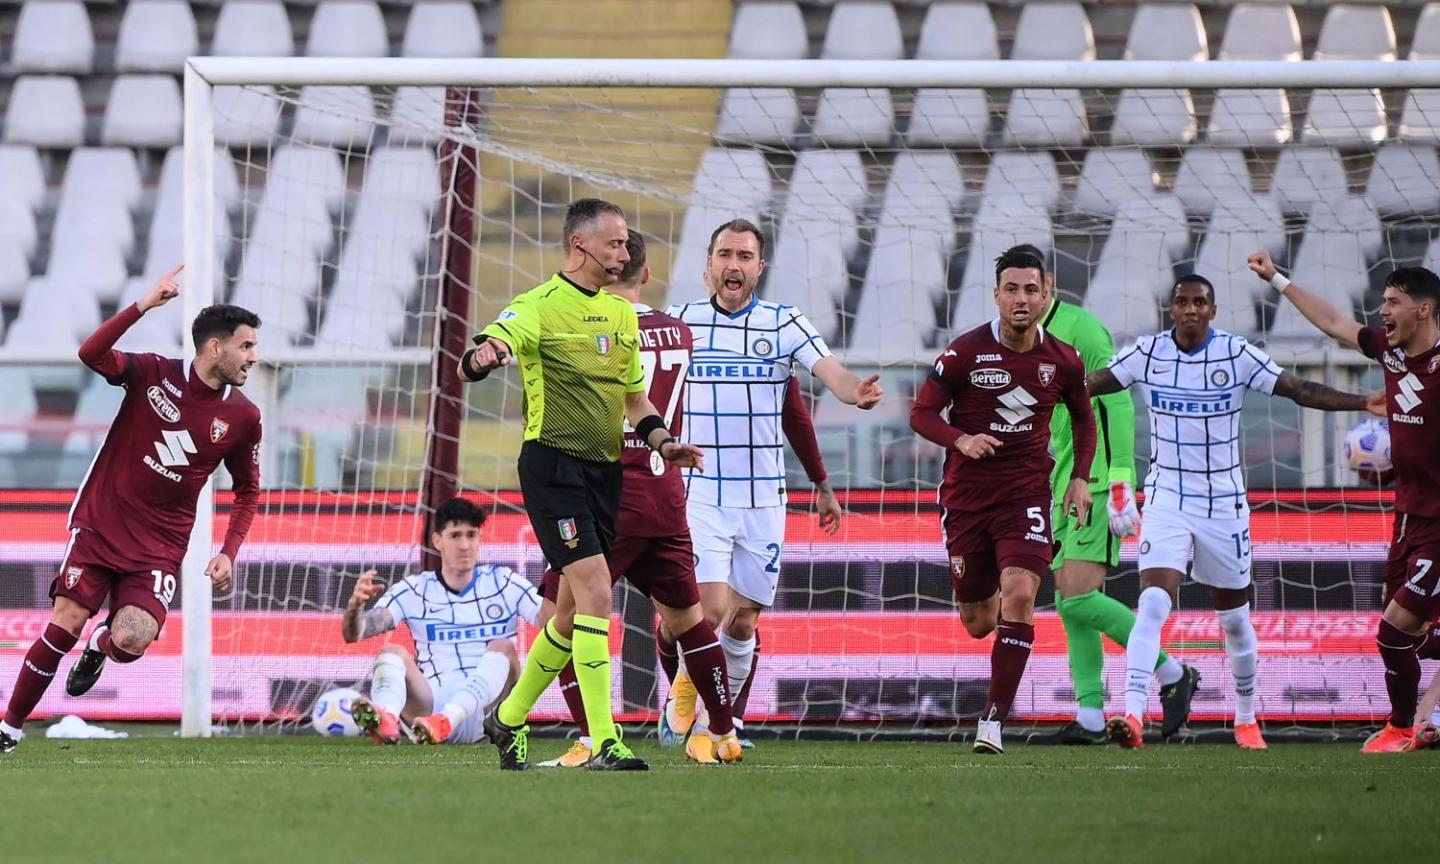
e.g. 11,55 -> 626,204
1057,589 -> 1173,710
495,619 -> 571,728
572,614 -> 618,745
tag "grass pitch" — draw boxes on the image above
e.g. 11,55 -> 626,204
1,733 -> 1431,864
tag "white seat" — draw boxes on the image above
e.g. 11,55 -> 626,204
1307,196 -> 1382,260
851,223 -> 945,360
0,237 -> 29,304
62,148 -> 143,213
1004,3 -> 1091,147
1219,3 -> 1303,62
1207,89 -> 1293,147
812,89 -> 894,148
388,87 -> 447,145
954,197 -> 1051,330
248,193 -> 334,260
889,151 -> 966,212
0,146 -> 46,211
0,199 -> 39,257
336,222 -> 423,295
1086,199 -> 1189,338
1398,91 -> 1440,143
822,1 -> 903,60
3,77 -> 85,148
102,76 -> 183,148
48,238 -> 129,305
1209,194 -> 1285,253
1304,7 -> 1393,148
765,219 -> 847,343
402,1 -> 483,58
1194,226 -> 1270,339
1271,231 -> 1372,340
789,149 -> 868,216
1126,4 -> 1207,62
1073,149 -> 1157,216
982,151 -> 1060,211
1414,3 -> 1440,59
1314,5 -> 1396,62
292,86 -> 377,149
214,86 -> 282,147
212,0 -> 294,57
716,89 -> 801,146
308,1 -> 389,57
917,2 -> 998,61
1367,144 -> 1440,216
692,148 -> 772,213
11,1 -> 93,74
231,262 -> 316,342
1174,147 -> 1253,216
907,2 -> 995,147
1011,2 -> 1094,62
117,277 -> 185,353
880,160 -> 960,254
0,368 -> 38,454
1272,147 -> 1349,214
1005,90 -> 1088,147
364,147 -> 440,211
20,277 -> 99,344
64,380 -> 127,455
1110,4 -> 1204,148
270,146 -> 348,212
116,1 -> 198,73
314,294 -> 406,352
730,1 -> 807,59
158,145 -> 240,210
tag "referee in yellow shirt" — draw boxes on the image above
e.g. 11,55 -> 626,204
460,198 -> 703,771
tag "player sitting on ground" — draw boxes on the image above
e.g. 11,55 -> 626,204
1089,272 -> 1379,751
342,497 -> 536,746
1251,250 -> 1440,753
1,266 -> 262,756
910,248 -> 1096,755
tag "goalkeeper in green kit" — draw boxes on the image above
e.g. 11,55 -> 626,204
1006,246 -> 1200,743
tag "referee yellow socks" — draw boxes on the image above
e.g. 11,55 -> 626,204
571,614 -> 618,745
496,619 -> 571,728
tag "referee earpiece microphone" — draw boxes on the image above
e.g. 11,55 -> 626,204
575,243 -> 623,277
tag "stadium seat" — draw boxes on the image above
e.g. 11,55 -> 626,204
1415,3 -> 1440,59
1174,147 -> 1252,216
3,77 -> 86,148
1272,147 -> 1349,214
64,379 -> 127,456
1073,148 -> 1158,216
728,1 -> 807,60
115,278 -> 185,354
1314,5 -> 1397,62
851,223 -> 945,360
822,1 -> 903,61
889,151 -> 966,213
62,148 -> 144,213
0,199 -> 39,257
917,1 -> 998,61
270,146 -> 348,212
0,237 -> 29,304
211,0 -> 294,57
1271,199 -> 1377,339
231,263 -> 317,342
1400,8 -> 1440,143
812,89 -> 895,148
715,89 -> 801,146
47,238 -> 129,306
102,76 -> 183,148
308,1 -> 389,58
1220,3 -> 1303,62
363,147 -> 440,211
116,0 -> 198,73
314,293 -> 407,352
789,149 -> 868,216
11,1 -> 94,74
692,147 -> 773,214
19,277 -> 99,345
954,197 -> 1051,330
906,2 -> 995,146
1011,1 -> 1094,62
1109,3 -> 1205,148
1209,4 -> 1301,149
765,220 -> 847,344
402,1 -> 484,58
278,368 -> 371,488
341,201 -> 429,271
1086,198 -> 1189,338
982,151 -> 1060,212
1366,143 -> 1440,216
1005,2 -> 1093,147
1302,6 -> 1394,146
1194,203 -> 1281,338
387,87 -> 447,145
0,368 -> 38,455
1126,4 -> 1207,61
292,86 -> 378,149
148,147 -> 238,280
213,86 -> 282,147
0,146 -> 47,212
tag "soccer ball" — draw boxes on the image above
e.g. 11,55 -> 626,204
309,687 -> 364,737
1344,418 -> 1393,487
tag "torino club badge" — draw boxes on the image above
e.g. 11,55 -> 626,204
211,418 -> 230,444
1038,364 -> 1056,387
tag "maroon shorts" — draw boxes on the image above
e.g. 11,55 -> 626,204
942,496 -> 1054,605
1383,513 -> 1440,622
539,531 -> 701,610
49,529 -> 175,629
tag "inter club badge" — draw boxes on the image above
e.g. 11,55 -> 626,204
210,418 -> 230,444
1038,363 -> 1056,387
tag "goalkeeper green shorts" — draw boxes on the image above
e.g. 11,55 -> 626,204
1051,484 -> 1120,569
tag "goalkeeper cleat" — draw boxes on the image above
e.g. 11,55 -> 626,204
66,643 -> 107,698
973,719 -> 1004,755
1362,723 -> 1416,754
1107,714 -> 1144,750
585,737 -> 648,771
483,713 -> 532,771
412,713 -> 452,745
538,739 -> 592,768
350,697 -> 401,745
1159,664 -> 1201,738
1411,721 -> 1439,751
659,672 -> 698,747
714,731 -> 743,764
0,729 -> 17,755
685,731 -> 719,765
1233,722 -> 1268,750
1044,720 -> 1110,746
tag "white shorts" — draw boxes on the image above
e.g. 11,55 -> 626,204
1137,505 -> 1252,590
423,652 -> 511,745
687,500 -> 786,607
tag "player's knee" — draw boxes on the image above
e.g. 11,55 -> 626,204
961,616 -> 995,639
378,644 -> 411,660
486,639 -> 518,662
111,628 -> 153,657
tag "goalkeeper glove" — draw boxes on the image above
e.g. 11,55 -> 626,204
1107,481 -> 1141,538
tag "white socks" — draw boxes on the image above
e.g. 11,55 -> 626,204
1124,586 -> 1172,720
441,652 -> 510,728
369,652 -> 407,715
1076,706 -> 1105,732
719,631 -> 756,701
0,720 -> 21,739
1156,656 -> 1184,687
1217,604 -> 1258,725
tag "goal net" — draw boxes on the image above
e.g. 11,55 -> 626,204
172,59 -> 1437,736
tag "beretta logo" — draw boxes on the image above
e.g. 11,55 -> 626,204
969,367 -> 1012,389
147,386 -> 181,422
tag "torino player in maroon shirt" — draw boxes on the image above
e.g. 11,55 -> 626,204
0,266 -> 262,755
1252,250 -> 1440,753
911,249 -> 1097,755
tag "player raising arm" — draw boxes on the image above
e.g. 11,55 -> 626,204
342,498 -> 535,747
910,248 -> 1096,755
1088,273 -> 1379,751
1251,250 -> 1440,752
1,266 -> 263,755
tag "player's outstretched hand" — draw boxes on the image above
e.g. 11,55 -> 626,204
1366,389 -> 1386,417
205,552 -> 233,593
855,374 -> 884,410
1106,481 -> 1141,538
956,433 -> 1002,459
816,483 -> 842,535
348,569 -> 384,608
660,440 -> 705,471
1247,250 -> 1278,282
137,264 -> 184,313
1063,477 -> 1093,528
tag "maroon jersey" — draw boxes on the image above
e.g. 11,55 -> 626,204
69,306 -> 262,571
619,305 -> 693,537
1359,326 -> 1440,518
911,320 -> 1096,513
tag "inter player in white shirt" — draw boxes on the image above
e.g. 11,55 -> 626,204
1087,275 -> 1378,750
666,219 -> 882,734
340,497 -> 539,745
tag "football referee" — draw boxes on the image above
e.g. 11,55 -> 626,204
459,198 -> 703,771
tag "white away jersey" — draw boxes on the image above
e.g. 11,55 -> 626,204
377,564 -> 540,684
1109,329 -> 1282,518
667,296 -> 831,508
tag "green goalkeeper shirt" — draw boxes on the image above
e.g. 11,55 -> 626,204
1042,298 -> 1136,490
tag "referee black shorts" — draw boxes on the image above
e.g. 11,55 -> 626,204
517,440 -> 622,572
